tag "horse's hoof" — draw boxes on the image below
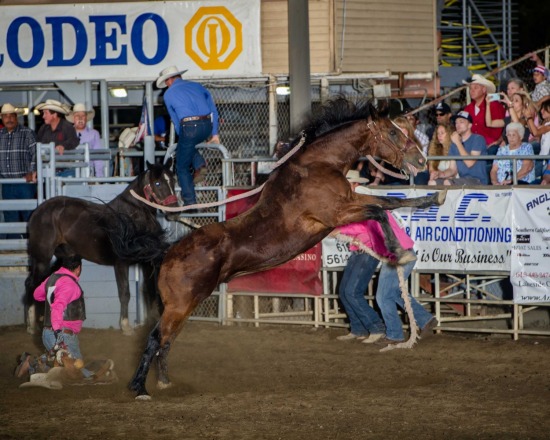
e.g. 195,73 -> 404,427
120,318 -> 134,336
436,190 -> 447,205
135,394 -> 152,401
157,380 -> 173,390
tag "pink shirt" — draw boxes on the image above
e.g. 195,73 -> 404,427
33,267 -> 83,333
335,212 -> 414,261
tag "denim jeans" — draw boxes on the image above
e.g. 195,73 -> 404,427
43,328 -> 92,377
376,260 -> 433,341
1,182 -> 35,223
339,252 -> 386,336
176,119 -> 212,205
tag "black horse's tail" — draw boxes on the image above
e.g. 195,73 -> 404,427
105,212 -> 170,264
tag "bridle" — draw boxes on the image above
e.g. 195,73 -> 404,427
365,118 -> 425,180
143,173 -> 178,206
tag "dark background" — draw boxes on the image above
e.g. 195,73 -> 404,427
518,1 -> 550,54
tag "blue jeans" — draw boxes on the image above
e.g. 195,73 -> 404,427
176,119 -> 212,205
376,260 -> 433,341
1,182 -> 35,223
339,252 -> 386,336
43,328 -> 92,377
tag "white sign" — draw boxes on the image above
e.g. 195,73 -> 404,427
0,1 -> 262,82
510,188 -> 550,303
322,237 -> 352,268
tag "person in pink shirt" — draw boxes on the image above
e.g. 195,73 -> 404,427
33,253 -> 90,376
334,172 -> 437,346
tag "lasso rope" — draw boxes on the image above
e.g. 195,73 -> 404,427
130,132 -> 309,212
333,233 -> 419,351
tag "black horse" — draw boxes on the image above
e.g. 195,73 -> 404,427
25,160 -> 178,335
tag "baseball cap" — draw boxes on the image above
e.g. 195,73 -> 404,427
451,110 -> 473,124
434,102 -> 451,115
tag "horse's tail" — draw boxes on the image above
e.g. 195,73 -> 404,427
105,212 -> 170,264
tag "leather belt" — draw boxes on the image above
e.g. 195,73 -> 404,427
181,115 -> 210,123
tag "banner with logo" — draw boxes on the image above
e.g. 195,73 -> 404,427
510,188 -> 550,303
0,1 -> 261,82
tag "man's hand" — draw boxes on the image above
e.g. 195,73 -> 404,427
25,172 -> 37,183
208,135 -> 220,144
450,131 -> 461,145
55,145 -> 65,155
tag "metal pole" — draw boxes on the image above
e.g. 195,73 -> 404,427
99,80 -> 109,148
288,0 -> 311,136
143,82 -> 155,167
85,80 -> 93,129
268,74 -> 278,156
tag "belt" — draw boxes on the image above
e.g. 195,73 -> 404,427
181,115 -> 210,123
45,327 -> 75,335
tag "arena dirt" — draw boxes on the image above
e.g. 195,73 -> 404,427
1,322 -> 549,440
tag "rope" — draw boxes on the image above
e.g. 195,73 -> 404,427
333,233 -> 418,351
130,132 -> 308,213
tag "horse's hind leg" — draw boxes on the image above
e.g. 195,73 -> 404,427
24,258 -> 51,334
114,262 -> 133,335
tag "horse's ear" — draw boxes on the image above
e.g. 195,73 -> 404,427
164,157 -> 173,169
376,99 -> 390,118
145,160 -> 153,170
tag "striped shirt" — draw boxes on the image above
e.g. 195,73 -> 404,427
0,124 -> 37,178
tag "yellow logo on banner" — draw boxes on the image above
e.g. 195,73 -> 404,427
185,7 -> 242,70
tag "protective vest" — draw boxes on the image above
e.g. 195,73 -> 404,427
43,273 -> 86,328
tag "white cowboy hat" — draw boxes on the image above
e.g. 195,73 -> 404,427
0,103 -> 24,116
35,99 -> 70,115
462,74 -> 496,94
346,170 -> 369,184
67,103 -> 95,123
156,65 -> 188,89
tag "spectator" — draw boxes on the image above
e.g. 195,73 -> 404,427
505,78 -> 527,103
156,65 -> 220,206
0,103 -> 37,231
67,103 -> 105,177
433,102 -> 453,128
428,123 -> 454,185
462,74 -> 506,148
529,53 -> 550,107
535,100 -> 550,184
333,173 -> 437,346
404,113 -> 430,154
430,111 -> 488,185
499,91 -> 536,143
36,100 -> 79,178
489,122 -> 535,185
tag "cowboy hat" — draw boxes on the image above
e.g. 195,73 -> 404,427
0,103 -> 24,116
118,127 -> 139,149
35,99 -> 70,115
67,103 -> 95,123
156,65 -> 188,89
462,74 -> 496,94
346,170 -> 369,184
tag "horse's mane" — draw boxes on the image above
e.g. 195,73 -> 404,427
286,97 -> 378,152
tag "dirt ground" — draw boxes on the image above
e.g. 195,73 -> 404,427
1,322 -> 549,440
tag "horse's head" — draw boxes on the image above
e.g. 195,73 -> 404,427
142,159 -> 179,207
363,111 -> 427,176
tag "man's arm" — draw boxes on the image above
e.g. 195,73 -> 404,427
451,132 -> 481,168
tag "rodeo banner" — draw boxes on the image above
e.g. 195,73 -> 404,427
0,1 -> 261,82
323,187 -> 550,304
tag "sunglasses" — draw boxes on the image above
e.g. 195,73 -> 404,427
436,112 -> 445,116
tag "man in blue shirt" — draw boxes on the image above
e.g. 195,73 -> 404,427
156,66 -> 220,206
430,111 -> 488,185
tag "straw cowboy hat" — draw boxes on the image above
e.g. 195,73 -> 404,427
0,103 -> 24,116
118,127 -> 138,149
346,170 -> 369,184
156,65 -> 188,89
35,99 -> 70,115
67,103 -> 95,123
462,74 -> 496,94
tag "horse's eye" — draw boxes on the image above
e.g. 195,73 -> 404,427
155,182 -> 160,186
389,129 -> 397,136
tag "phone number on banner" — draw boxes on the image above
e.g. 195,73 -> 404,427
322,237 -> 352,268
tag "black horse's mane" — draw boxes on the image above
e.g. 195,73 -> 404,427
286,97 -> 380,152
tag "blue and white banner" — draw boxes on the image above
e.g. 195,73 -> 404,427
0,1 -> 261,82
510,188 -> 550,303
322,187 -> 550,303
